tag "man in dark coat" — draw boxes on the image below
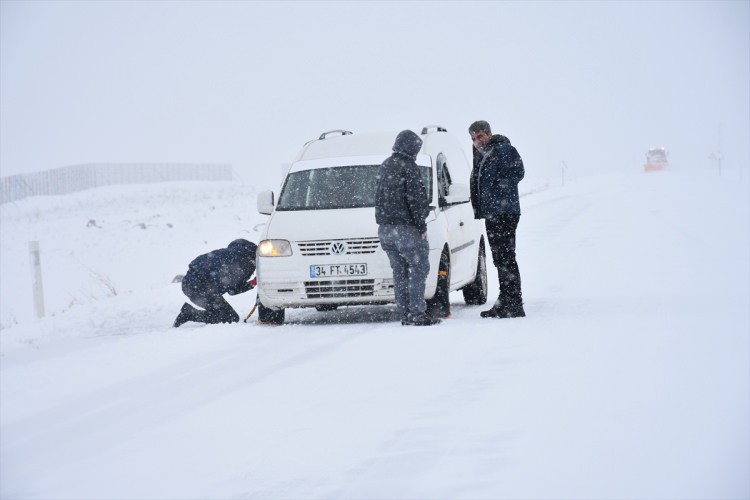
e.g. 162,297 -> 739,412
375,130 -> 440,326
469,120 -> 526,318
173,239 -> 258,327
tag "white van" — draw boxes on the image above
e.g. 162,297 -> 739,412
255,126 -> 487,324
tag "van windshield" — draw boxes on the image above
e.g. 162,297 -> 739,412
277,165 -> 432,211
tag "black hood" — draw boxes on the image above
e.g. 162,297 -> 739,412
227,239 -> 257,257
392,130 -> 423,160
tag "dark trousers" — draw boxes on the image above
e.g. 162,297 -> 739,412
378,224 -> 431,321
181,277 -> 240,324
485,214 -> 523,309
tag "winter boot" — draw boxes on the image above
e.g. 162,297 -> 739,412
498,265 -> 524,318
480,307 -> 502,318
502,304 -> 526,318
480,298 -> 525,318
173,303 -> 197,327
480,298 -> 504,318
402,314 -> 441,326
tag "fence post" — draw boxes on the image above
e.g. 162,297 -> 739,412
29,241 -> 46,318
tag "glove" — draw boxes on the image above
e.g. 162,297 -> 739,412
249,277 -> 257,288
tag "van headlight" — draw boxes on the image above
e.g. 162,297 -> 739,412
258,239 -> 292,257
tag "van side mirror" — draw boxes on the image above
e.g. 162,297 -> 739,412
444,183 -> 470,205
257,190 -> 275,215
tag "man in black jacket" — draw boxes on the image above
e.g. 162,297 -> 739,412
173,239 -> 257,327
469,120 -> 526,318
375,130 -> 440,326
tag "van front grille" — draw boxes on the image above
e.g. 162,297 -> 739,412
305,279 -> 375,298
298,238 -> 380,256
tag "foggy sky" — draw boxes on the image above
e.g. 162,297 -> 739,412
1,0 -> 748,186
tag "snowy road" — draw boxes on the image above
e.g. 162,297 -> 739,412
1,171 -> 748,499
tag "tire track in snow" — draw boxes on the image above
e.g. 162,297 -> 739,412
1,327 -> 370,484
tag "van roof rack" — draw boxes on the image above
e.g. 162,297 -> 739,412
421,125 -> 447,135
319,130 -> 353,140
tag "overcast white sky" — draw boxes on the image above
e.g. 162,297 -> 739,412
1,0 -> 748,185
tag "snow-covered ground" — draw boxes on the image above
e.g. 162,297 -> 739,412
1,169 -> 748,499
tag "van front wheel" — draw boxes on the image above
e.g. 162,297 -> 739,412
258,301 -> 285,325
462,240 -> 488,305
426,246 -> 451,318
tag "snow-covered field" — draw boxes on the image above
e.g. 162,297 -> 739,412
1,169 -> 748,499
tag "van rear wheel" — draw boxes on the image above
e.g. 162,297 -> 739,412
462,240 -> 488,305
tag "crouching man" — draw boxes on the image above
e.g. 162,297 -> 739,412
173,239 -> 257,327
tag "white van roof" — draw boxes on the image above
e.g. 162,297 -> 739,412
294,131 -> 401,162
291,126 -> 471,179
291,128 -> 472,175
288,154 -> 432,173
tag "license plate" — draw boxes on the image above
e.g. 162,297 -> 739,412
310,263 -> 367,278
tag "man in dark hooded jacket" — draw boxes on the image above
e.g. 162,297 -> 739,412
469,120 -> 525,318
375,130 -> 440,326
173,239 -> 258,327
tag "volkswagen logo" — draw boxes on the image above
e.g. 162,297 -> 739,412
330,242 -> 346,255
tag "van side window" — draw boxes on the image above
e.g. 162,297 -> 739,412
436,153 -> 452,205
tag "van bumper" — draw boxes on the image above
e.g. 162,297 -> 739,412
256,246 -> 441,309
